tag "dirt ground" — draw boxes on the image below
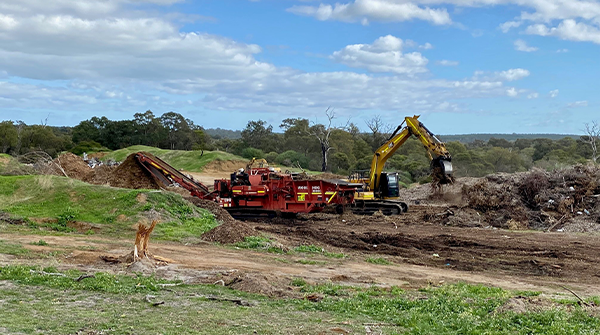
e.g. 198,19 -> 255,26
2,223 -> 600,298
6,155 -> 600,298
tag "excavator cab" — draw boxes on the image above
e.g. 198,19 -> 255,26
377,172 -> 400,198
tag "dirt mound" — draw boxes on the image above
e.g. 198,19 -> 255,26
185,197 -> 235,224
43,152 -> 160,190
202,220 -> 256,244
82,165 -> 116,185
104,153 -> 160,189
52,153 -> 93,179
202,160 -> 247,174
186,187 -> 257,245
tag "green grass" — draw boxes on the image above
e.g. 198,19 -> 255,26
0,153 -> 20,174
365,257 -> 393,265
294,244 -> 324,253
0,240 -> 30,256
30,239 -> 48,246
233,236 -> 286,254
1,264 -> 599,334
0,175 -> 217,241
102,145 -> 245,172
295,259 -> 326,265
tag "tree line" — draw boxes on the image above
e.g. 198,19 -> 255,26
1,111 -> 598,186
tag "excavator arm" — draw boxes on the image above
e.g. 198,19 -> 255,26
368,115 -> 453,191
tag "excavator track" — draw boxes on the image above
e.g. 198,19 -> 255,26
351,200 -> 409,216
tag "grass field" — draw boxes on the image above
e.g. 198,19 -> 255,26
0,175 -> 217,240
102,145 -> 245,172
0,264 -> 598,334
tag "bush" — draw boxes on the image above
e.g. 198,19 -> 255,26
241,147 -> 265,160
264,152 -> 278,164
276,150 -> 309,168
70,141 -> 109,155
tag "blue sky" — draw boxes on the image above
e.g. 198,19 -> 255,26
0,0 -> 599,134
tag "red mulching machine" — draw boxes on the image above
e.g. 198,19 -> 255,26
134,152 -> 358,217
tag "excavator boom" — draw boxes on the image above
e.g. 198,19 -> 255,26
368,115 -> 453,194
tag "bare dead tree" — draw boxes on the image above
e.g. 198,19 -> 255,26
582,121 -> 599,163
366,115 -> 393,148
308,107 -> 349,172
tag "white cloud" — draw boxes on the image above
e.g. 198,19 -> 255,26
567,100 -> 588,108
556,48 -> 569,53
289,0 -> 600,46
527,92 -> 539,99
331,35 -> 429,75
499,20 -> 522,33
474,68 -> 530,82
287,0 -> 452,25
0,0 -> 540,124
514,39 -> 538,52
436,60 -> 459,66
549,89 -> 560,98
419,42 -> 434,50
289,0 -> 600,27
525,19 -> 600,44
506,87 -> 518,97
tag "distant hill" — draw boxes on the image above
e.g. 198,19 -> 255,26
438,133 -> 581,143
205,128 -> 242,139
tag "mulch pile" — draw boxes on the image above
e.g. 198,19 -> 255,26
106,154 -> 160,189
51,153 -> 92,179
49,152 -> 161,190
459,165 -> 600,231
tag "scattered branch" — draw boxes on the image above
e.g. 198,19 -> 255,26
145,294 -> 165,306
560,285 -> 591,307
196,294 -> 255,306
75,274 -> 95,282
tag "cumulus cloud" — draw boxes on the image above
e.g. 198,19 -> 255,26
499,20 -> 522,33
287,0 -> 452,25
288,0 -> 600,45
514,39 -> 538,52
549,89 -> 560,98
525,19 -> 600,44
331,35 -> 429,75
527,92 -> 539,99
0,0 -> 536,124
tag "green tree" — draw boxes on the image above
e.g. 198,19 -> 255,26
0,121 -> 17,153
242,120 -> 278,153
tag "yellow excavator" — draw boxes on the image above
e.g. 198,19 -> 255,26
349,115 -> 454,215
